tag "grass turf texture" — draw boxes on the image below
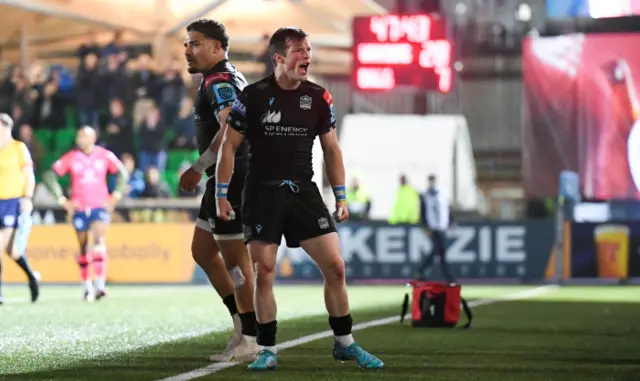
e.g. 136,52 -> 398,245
0,285 -> 638,381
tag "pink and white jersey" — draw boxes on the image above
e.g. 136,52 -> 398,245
52,147 -> 122,210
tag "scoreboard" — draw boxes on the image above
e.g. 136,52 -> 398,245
351,14 -> 452,92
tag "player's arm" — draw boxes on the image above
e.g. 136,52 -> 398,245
19,143 -> 35,200
216,125 -> 245,185
107,151 -> 129,200
215,89 -> 249,195
43,153 -> 69,205
317,90 -> 347,206
192,106 -> 232,173
193,78 -> 238,173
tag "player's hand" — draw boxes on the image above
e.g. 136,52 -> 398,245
334,201 -> 350,223
107,191 -> 122,212
216,198 -> 235,222
20,197 -> 33,214
61,198 -> 78,215
179,167 -> 203,192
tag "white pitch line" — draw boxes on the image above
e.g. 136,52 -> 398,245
156,285 -> 557,381
2,287 -> 210,304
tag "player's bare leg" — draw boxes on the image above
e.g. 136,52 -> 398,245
2,227 -> 39,303
192,225 -> 247,360
301,232 -> 383,369
216,237 -> 258,361
246,240 -> 279,369
75,230 -> 93,301
300,233 -> 349,316
0,228 -> 8,304
192,226 -> 236,306
89,221 -> 109,300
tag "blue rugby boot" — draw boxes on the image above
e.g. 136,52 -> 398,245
247,349 -> 277,371
332,341 -> 383,369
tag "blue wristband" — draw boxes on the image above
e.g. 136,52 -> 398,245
216,183 -> 229,199
333,185 -> 346,202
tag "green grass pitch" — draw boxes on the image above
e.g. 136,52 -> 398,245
0,284 -> 639,380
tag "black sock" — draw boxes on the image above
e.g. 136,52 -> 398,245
328,314 -> 353,336
239,311 -> 257,337
256,320 -> 277,347
222,294 -> 238,316
14,256 -> 36,281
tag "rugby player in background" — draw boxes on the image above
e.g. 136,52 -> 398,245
216,27 -> 383,371
0,113 -> 40,304
178,19 -> 259,361
43,126 -> 128,301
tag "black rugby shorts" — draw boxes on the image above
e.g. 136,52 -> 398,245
196,171 -> 245,240
241,181 -> 336,248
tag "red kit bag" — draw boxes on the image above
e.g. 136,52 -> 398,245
401,281 -> 472,328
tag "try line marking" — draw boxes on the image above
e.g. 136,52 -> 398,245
156,284 -> 557,381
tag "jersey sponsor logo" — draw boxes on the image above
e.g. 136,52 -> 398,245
260,110 -> 307,136
261,110 -> 282,124
204,72 -> 231,88
231,99 -> 247,117
264,125 -> 307,136
299,95 -> 312,110
212,82 -> 236,103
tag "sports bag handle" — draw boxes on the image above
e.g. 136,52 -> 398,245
460,297 -> 472,328
400,293 -> 409,323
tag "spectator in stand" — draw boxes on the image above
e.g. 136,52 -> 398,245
103,98 -> 133,158
11,73 -> 38,125
102,31 -> 127,65
10,105 -> 29,136
101,54 -> 132,112
36,70 -> 66,130
156,62 -> 184,128
138,105 -> 167,172
75,53 -> 102,129
256,34 -> 274,76
131,54 -> 157,131
77,31 -> 101,62
17,124 -> 43,169
140,166 -> 171,198
119,153 -> 145,198
170,96 -> 196,150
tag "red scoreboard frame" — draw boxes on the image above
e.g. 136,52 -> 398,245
351,14 -> 452,92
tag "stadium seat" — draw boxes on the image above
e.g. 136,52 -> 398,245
54,128 -> 76,152
59,175 -> 70,192
34,129 -> 54,149
37,153 -> 59,182
65,108 -> 77,129
167,150 -> 198,172
165,172 -> 180,196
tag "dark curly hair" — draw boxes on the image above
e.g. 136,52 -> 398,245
186,19 -> 229,51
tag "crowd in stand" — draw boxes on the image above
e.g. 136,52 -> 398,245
0,33 -> 204,200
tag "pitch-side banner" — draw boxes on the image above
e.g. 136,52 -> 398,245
266,220 -> 555,282
3,223 -> 195,283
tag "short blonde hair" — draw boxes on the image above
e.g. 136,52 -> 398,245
0,113 -> 13,130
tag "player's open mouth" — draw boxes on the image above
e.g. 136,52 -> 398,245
299,63 -> 310,74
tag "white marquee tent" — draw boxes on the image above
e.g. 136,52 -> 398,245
0,0 -> 387,75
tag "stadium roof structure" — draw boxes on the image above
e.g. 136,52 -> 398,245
0,0 -> 388,75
